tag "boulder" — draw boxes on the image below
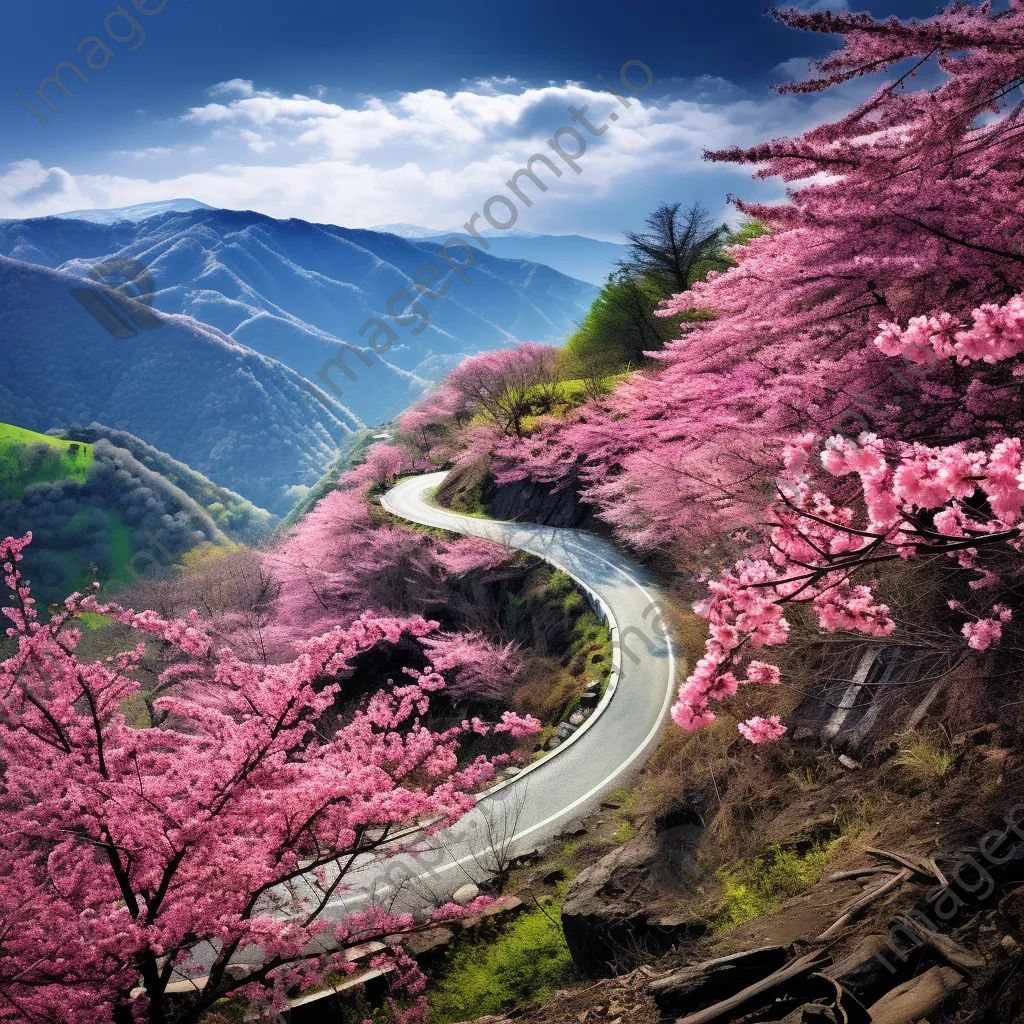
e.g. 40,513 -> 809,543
452,883 -> 480,905
561,822 -> 706,977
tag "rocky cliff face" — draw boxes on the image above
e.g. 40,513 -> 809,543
487,478 -> 591,528
436,457 -> 592,528
561,815 -> 706,978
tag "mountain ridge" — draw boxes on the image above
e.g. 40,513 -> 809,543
0,207 -> 597,425
0,253 -> 353,514
51,199 -> 216,224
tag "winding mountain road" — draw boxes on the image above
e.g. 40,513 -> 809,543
354,471 -> 679,907
178,472 -> 679,988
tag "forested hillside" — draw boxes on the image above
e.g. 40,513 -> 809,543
0,422 -> 260,608
54,423 -> 274,545
0,254 -> 352,513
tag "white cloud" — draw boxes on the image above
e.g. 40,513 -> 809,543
773,57 -> 816,83
112,146 -> 173,160
208,78 -> 257,98
0,74 -> 878,232
240,129 -> 275,153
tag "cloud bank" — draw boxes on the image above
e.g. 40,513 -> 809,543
0,73 -> 873,235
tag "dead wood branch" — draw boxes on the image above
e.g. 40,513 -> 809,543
865,848 -> 938,882
865,965 -> 965,1024
649,946 -> 789,1017
827,867 -> 900,882
675,949 -> 829,1024
817,869 -> 913,941
897,916 -> 986,974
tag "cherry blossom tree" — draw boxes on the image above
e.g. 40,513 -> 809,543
420,631 -> 524,705
0,533 -> 537,1024
673,424 -> 1024,742
444,344 -> 558,438
476,2 -> 1024,553
434,536 -> 516,578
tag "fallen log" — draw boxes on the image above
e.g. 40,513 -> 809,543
864,848 -> 937,882
827,868 -> 900,882
895,916 -> 986,974
649,946 -> 790,1017
865,965 -> 965,1024
817,869 -> 912,941
675,950 -> 829,1024
823,934 -> 916,1001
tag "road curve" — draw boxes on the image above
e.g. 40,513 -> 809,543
179,472 -> 679,982
364,471 -> 678,902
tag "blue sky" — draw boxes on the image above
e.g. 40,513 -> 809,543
0,0 -> 947,239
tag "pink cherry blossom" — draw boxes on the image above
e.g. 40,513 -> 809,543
0,533 -> 538,1024
962,618 -> 1004,650
737,716 -> 787,744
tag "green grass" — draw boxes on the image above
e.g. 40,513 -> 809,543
78,612 -> 113,631
896,734 -> 955,783
614,819 -> 636,844
429,905 -> 576,1023
710,839 -> 842,932
524,373 -> 632,408
425,483 -> 490,519
0,423 -> 94,499
560,838 -> 582,860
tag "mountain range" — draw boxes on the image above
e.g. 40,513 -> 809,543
0,254 -> 350,514
54,199 -> 216,225
0,206 -> 599,429
372,223 -> 625,285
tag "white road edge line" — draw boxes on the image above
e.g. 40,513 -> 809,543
373,474 -> 679,879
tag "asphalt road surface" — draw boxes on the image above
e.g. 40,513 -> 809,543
180,471 -> 678,984
355,471 -> 679,908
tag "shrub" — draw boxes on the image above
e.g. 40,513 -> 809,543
710,839 -> 841,931
429,907 -> 575,1023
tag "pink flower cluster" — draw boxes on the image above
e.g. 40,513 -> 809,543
962,605 -> 1013,650
737,715 -> 787,744
671,559 -> 788,743
0,533 -> 539,1024
679,422 -> 1024,741
875,296 -> 1024,366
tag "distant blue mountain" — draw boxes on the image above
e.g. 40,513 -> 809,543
370,222 -> 448,239
0,207 -> 598,429
0,254 -> 352,514
374,223 -> 625,285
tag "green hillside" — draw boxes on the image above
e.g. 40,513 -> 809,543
0,424 -> 95,498
0,421 -> 247,610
